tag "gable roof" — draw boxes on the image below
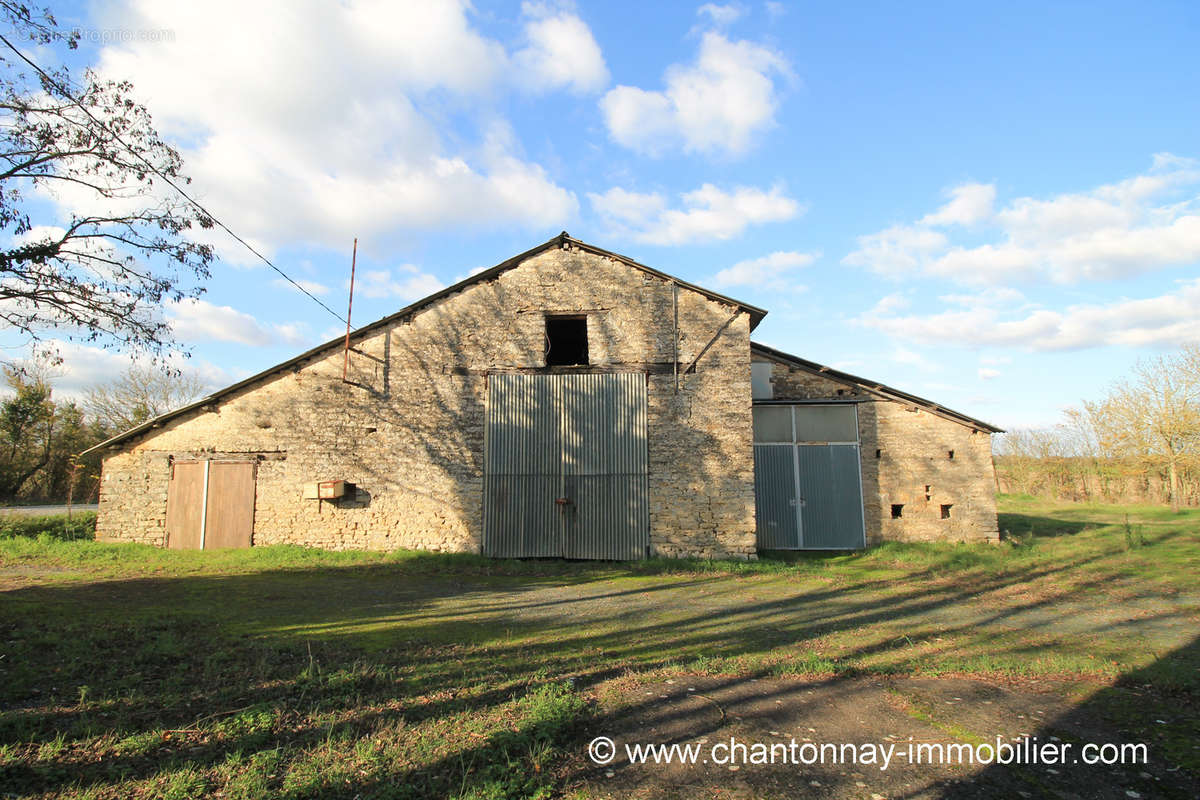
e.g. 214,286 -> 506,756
751,341 -> 1003,433
82,233 -> 767,456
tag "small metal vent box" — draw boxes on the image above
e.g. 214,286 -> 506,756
304,480 -> 347,500
318,480 -> 345,499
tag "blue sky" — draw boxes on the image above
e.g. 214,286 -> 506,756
13,1 -> 1200,430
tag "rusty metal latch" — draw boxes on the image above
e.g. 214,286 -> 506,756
555,497 -> 574,506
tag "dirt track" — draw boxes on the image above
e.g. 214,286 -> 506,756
575,674 -> 1192,799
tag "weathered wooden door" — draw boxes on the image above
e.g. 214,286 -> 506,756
166,460 -> 256,549
484,373 -> 649,559
166,461 -> 205,550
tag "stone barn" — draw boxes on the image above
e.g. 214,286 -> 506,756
84,233 -> 1002,559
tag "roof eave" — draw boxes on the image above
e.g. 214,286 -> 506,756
750,341 -> 1004,434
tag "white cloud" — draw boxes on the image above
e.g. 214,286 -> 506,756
844,155 -> 1200,285
765,1 -> 786,19
712,250 -> 815,288
600,32 -> 790,157
861,279 -> 1200,351
589,182 -> 801,245
88,0 -> 580,255
273,278 -> 330,297
977,367 -> 1001,380
357,265 -> 445,302
919,183 -> 996,226
513,3 -> 609,94
28,339 -> 234,402
697,3 -> 745,26
867,292 -> 910,315
938,287 -> 1026,307
890,346 -> 938,373
167,298 -> 285,347
842,225 -> 947,276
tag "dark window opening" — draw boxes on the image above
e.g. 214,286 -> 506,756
836,389 -> 845,396
941,504 -> 953,519
875,448 -> 882,459
545,315 -> 588,365
891,504 -> 904,519
925,484 -> 932,500
948,449 -> 955,460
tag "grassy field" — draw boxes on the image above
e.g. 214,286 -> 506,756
0,496 -> 1196,798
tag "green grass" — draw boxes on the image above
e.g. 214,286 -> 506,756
0,497 -> 1196,797
0,512 -> 95,542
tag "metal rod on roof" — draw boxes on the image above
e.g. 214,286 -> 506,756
342,238 -> 358,383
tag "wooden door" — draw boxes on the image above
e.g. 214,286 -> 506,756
165,460 -> 256,550
166,461 -> 205,549
204,461 -> 256,549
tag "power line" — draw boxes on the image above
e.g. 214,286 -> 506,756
0,32 -> 348,325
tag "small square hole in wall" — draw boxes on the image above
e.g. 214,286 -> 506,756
941,503 -> 953,519
545,315 -> 588,365
875,449 -> 882,459
891,504 -> 904,519
948,450 -> 955,460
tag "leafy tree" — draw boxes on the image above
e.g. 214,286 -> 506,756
0,363 -> 54,498
1085,346 -> 1200,512
84,364 -> 205,432
0,360 -> 107,502
0,3 -> 213,364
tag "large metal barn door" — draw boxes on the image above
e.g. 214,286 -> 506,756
166,460 -> 256,550
753,405 -> 866,550
483,375 -> 562,558
794,444 -> 865,549
484,373 -> 649,559
561,373 -> 648,559
753,445 -> 801,548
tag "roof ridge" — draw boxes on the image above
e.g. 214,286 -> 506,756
81,235 -> 766,455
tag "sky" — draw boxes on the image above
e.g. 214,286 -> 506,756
7,0 -> 1200,430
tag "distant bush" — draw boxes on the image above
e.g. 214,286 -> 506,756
0,512 -> 96,541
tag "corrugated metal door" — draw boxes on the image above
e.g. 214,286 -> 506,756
794,445 -> 865,549
484,373 -> 648,559
483,375 -> 561,558
561,373 -> 648,559
753,404 -> 866,550
166,461 -> 205,549
753,446 -> 800,548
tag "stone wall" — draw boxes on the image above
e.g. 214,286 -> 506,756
755,357 -> 999,544
97,242 -> 757,559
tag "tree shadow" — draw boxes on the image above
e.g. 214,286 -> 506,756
1,539 -> 1195,797
935,633 -> 1200,799
997,511 -> 1094,538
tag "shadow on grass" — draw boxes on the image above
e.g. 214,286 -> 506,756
0,544 -> 1195,799
996,512 -> 1094,539
939,633 -> 1200,800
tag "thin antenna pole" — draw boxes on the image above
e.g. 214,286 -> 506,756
342,238 -> 358,382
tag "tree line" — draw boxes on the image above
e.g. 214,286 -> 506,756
0,364 -> 204,504
995,345 -> 1200,511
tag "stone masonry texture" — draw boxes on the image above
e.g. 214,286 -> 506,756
96,243 -> 759,559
